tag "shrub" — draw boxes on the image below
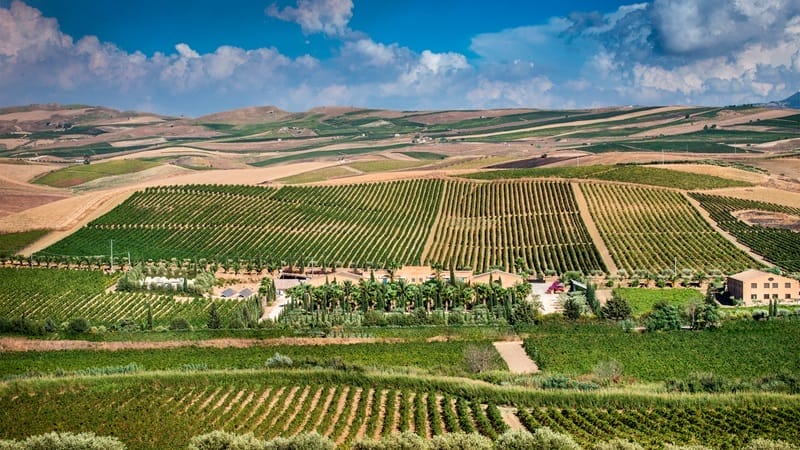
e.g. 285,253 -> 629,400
429,432 -> 492,450
16,432 -> 125,450
265,352 -> 293,369
68,317 -> 90,334
594,439 -> 644,450
267,433 -> 333,450
495,428 -> 581,450
645,302 -> 682,331
169,317 -> 191,331
663,446 -> 713,450
464,345 -> 496,373
742,439 -> 799,450
188,431 -> 266,450
592,360 -> 624,386
602,294 -> 632,320
352,432 -> 429,450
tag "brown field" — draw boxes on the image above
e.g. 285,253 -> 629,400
632,108 -> 797,138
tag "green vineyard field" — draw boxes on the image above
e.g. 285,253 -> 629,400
580,183 -> 758,273
425,180 -> 605,274
0,268 -> 244,328
690,193 -> 800,272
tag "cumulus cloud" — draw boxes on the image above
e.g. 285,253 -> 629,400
266,0 -> 353,37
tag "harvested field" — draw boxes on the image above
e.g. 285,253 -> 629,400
733,209 -> 800,232
706,186 -> 800,208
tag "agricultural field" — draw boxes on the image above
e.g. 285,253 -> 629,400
690,193 -> 800,272
580,184 -> 759,273
32,159 -> 160,187
0,267 -> 244,329
425,180 -> 605,274
612,287 -> 704,317
521,319 -> 800,381
0,230 -> 49,256
42,180 -> 443,266
463,165 -> 753,190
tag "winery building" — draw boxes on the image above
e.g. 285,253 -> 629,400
727,269 -> 799,305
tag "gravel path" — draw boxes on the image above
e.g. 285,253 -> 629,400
493,341 -> 538,374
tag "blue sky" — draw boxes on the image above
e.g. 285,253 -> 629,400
1,0 -> 798,116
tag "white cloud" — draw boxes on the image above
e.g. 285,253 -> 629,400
341,39 -> 398,66
466,76 -> 555,108
0,0 -> 71,62
175,43 -> 200,59
266,0 -> 353,37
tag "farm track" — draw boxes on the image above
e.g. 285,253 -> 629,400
0,336 -> 400,352
571,182 -> 617,274
683,192 -> 771,267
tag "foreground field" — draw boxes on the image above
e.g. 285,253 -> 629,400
1,370 -> 798,449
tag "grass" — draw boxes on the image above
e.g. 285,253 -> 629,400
398,151 -> 447,160
347,159 -> 428,172
32,159 -> 160,188
522,319 -> 800,381
613,287 -> 704,317
0,230 -> 49,255
462,165 -> 752,190
249,144 -> 411,167
0,341 -> 501,378
275,166 -> 355,184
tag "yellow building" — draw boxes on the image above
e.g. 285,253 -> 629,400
727,269 -> 799,305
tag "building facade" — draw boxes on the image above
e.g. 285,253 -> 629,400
727,269 -> 799,305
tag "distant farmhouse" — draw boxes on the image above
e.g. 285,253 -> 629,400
727,269 -> 799,305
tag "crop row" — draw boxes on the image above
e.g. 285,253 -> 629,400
45,180 -> 443,266
0,380 -> 507,449
0,267 -> 243,327
517,404 -> 800,448
425,180 -> 606,273
580,184 -> 758,273
690,193 -> 800,272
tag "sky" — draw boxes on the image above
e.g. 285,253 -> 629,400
1,0 -> 799,116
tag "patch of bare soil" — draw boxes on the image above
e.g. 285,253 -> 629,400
0,336 -> 400,352
734,209 -> 800,232
406,108 -> 538,126
632,108 -> 798,138
0,193 -> 70,217
707,186 -> 800,209
492,341 -> 538,374
572,182 -> 617,273
499,406 -> 525,430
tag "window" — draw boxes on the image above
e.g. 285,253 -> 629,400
786,283 -> 792,289
786,294 -> 792,299
764,294 -> 770,300
764,283 -> 770,288
751,294 -> 758,300
772,283 -> 779,289
772,294 -> 779,299
751,283 -> 758,289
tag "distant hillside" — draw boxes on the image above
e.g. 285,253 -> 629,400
779,91 -> 800,108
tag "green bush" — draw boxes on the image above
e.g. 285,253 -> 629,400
528,427 -> 582,450
267,432 -> 334,450
494,430 -> 538,450
169,317 -> 191,331
68,317 -> 90,333
429,432 -> 492,450
594,439 -> 644,450
13,432 -> 125,450
188,430 -> 266,450
742,438 -> 799,450
264,352 -> 293,368
352,431 -> 429,450
645,302 -> 682,331
601,294 -> 632,320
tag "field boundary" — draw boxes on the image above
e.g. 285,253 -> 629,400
682,192 -> 770,267
572,182 -> 617,274
419,180 -> 450,264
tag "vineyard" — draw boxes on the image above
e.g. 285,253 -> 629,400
424,180 -> 606,274
1,370 -> 798,449
580,184 -> 758,273
520,320 -> 800,381
43,181 -> 443,267
690,193 -> 800,272
0,268 -> 244,328
516,404 -> 800,449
